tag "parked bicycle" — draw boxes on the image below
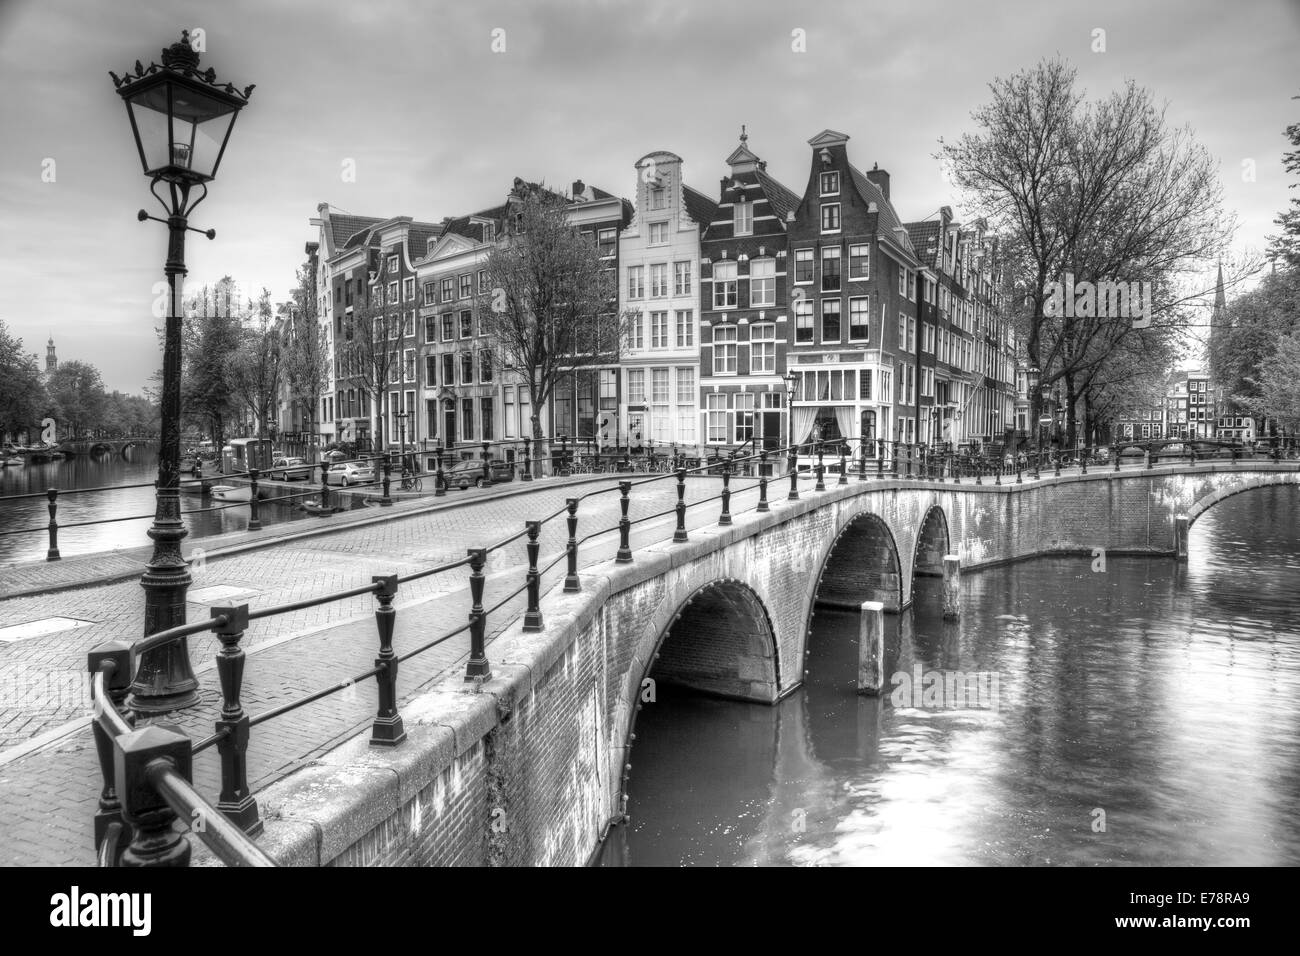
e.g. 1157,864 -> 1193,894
400,469 -> 422,492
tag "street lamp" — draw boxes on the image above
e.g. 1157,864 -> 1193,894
112,31 -> 253,714
783,370 -> 798,453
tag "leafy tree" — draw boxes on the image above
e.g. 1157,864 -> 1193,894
1267,93 -> 1300,270
942,58 -> 1234,443
1209,268 -> 1300,428
45,360 -> 107,439
0,320 -> 46,441
179,276 -> 247,450
473,182 -> 624,475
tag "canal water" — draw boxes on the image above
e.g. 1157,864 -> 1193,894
0,448 -> 356,566
599,484 -> 1300,866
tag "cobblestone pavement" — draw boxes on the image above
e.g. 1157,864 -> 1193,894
0,469 -> 779,865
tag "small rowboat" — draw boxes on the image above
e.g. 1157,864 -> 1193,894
210,484 -> 251,502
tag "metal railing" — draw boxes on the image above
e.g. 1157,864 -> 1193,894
67,433 -> 1300,865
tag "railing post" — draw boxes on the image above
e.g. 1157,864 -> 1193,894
211,604 -> 261,833
905,444 -> 913,479
369,575 -> 405,746
1016,456 -> 1023,483
975,460 -> 982,485
877,439 -> 884,478
380,453 -> 393,506
1053,452 -> 1061,477
859,440 -> 868,482
815,441 -> 826,491
523,522 -> 543,631
787,448 -> 800,501
246,468 -> 262,530
719,457 -> 733,525
995,463 -> 1002,486
952,452 -> 960,484
1231,445 -> 1239,464
522,435 -> 533,481
617,481 -> 633,561
89,641 -> 133,862
1144,446 -> 1152,469
758,450 -> 770,512
837,444 -> 848,485
46,487 -> 60,561
564,497 -> 580,591
1081,449 -> 1089,474
320,461 -> 331,511
481,439 -> 493,488
1113,447 -> 1121,472
115,723 -> 192,867
434,443 -> 446,497
464,549 -> 491,680
674,467 -> 689,541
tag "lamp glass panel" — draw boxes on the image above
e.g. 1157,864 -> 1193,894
126,79 -> 238,178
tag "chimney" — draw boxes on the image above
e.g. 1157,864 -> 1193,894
572,179 -> 586,198
865,163 -> 890,201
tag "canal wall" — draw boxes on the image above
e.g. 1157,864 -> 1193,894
222,463 -> 1300,867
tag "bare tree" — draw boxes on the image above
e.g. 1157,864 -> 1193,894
473,183 -> 625,476
340,270 -> 405,452
942,58 -> 1235,443
229,289 -> 282,445
283,260 -> 330,442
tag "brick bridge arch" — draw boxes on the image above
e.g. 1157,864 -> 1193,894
1184,472 -> 1300,526
912,505 -> 951,578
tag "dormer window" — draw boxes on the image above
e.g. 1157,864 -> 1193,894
483,222 -> 495,243
820,171 -> 840,196
650,185 -> 666,210
387,255 -> 399,275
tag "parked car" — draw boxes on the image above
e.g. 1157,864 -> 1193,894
270,456 -> 314,481
436,457 -> 512,490
325,461 -> 376,487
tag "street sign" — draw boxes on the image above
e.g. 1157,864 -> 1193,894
1039,416 -> 1053,426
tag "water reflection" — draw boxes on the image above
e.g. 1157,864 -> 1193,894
601,485 -> 1300,867
0,448 -> 348,565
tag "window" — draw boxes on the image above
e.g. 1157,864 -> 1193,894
821,203 -> 840,232
752,323 -> 776,373
675,309 -> 694,348
628,369 -> 646,403
481,397 -> 494,441
504,387 -> 515,438
441,278 -> 455,302
713,261 -> 737,308
425,355 -> 438,387
821,299 -> 841,342
480,350 -> 493,383
707,393 -> 727,443
459,274 -> 472,299
795,298 -> 814,344
734,393 -> 755,443
898,266 -> 908,297
628,311 -> 644,350
849,244 -> 870,280
387,281 -> 399,304
598,228 -> 616,258
849,297 -> 870,341
403,311 -> 414,338
441,313 -> 454,342
820,171 -> 840,196
674,261 -> 692,296
650,185 -> 666,209
649,222 -> 668,245
478,270 -> 489,294
389,351 -> 400,384
387,255 -> 399,275
922,368 -> 934,398
651,367 -> 670,403
821,247 -> 841,292
461,352 -> 474,385
403,277 -> 415,302
404,348 -> 415,382
424,315 -> 438,343
750,258 -> 776,306
442,353 -> 454,385
462,398 -> 474,441
922,322 -> 935,353
859,369 -> 873,400
795,248 -> 814,284
713,325 -> 738,374
627,266 -> 645,300
459,310 -> 473,338
650,263 -> 668,298
899,313 -> 909,352
734,200 -> 753,236
676,368 -> 696,442
651,311 -> 669,348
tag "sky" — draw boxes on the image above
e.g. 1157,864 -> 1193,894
1,0 -> 1296,393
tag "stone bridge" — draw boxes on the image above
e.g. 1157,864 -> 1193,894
224,461 -> 1300,868
59,437 -> 155,457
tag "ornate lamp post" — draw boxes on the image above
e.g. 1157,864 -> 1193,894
112,32 -> 253,714
783,370 -> 798,453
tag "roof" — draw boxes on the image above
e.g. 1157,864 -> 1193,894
683,185 -> 717,226
904,220 -> 942,268
754,168 -> 800,223
849,164 -> 911,254
328,213 -> 383,250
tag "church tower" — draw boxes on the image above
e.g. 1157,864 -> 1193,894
45,336 -> 57,374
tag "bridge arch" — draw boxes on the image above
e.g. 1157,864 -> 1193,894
911,505 -> 950,579
811,511 -> 904,616
1185,473 -> 1300,526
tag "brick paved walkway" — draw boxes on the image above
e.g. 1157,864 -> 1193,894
0,469 -> 776,865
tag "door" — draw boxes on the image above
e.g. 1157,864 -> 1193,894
627,411 -> 645,450
761,411 -> 781,451
443,400 -> 457,447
